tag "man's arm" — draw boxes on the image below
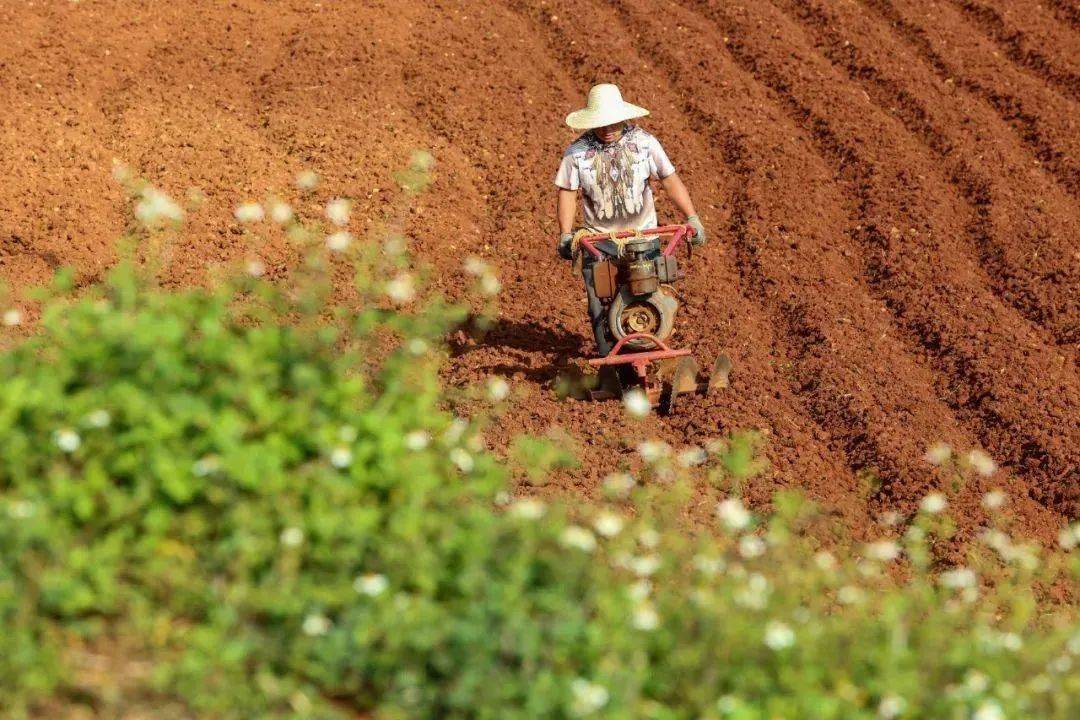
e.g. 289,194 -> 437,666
557,188 -> 577,234
660,173 -> 706,245
659,172 -> 696,219
555,188 -> 577,260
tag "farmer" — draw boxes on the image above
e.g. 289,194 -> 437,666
554,83 -> 706,356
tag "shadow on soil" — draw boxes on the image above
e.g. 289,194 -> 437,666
448,317 -> 590,384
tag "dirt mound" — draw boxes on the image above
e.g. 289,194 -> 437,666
1,0 -> 1076,542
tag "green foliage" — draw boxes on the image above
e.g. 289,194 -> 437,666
0,167 -> 1076,719
509,433 -> 580,486
393,150 -> 437,194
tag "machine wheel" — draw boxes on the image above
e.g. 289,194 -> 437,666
607,286 -> 679,349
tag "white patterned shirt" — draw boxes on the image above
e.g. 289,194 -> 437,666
554,124 -> 676,233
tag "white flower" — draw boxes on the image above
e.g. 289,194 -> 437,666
631,602 -> 660,631
353,573 -> 389,597
569,678 -> 609,716
85,409 -> 111,428
480,273 -> 501,296
486,376 -> 510,401
906,524 -> 926,543
245,259 -> 266,277
636,440 -> 669,463
593,511 -> 624,538
404,430 -> 430,451
234,202 -> 264,223
864,540 -> 901,562
269,201 -> 293,224
693,554 -> 726,576
7,500 -> 35,520
449,447 -> 474,473
716,498 -> 752,531
2,309 -> 21,327
920,492 -> 947,514
972,700 -> 1003,720
965,670 -> 990,694
877,694 -> 906,719
638,528 -> 660,549
509,498 -> 546,520
967,449 -> 997,477
764,621 -> 795,650
134,186 -> 184,226
602,472 -> 635,497
837,585 -> 865,605
677,446 -> 707,467
738,535 -> 766,559
192,455 -> 220,477
1067,631 -> 1080,655
442,417 -> 468,444
628,580 -> 651,601
295,169 -> 319,190
623,388 -> 651,418
814,551 -> 837,572
561,525 -> 596,552
880,510 -> 902,526
857,559 -> 882,578
53,429 -> 81,453
982,489 -> 1006,510
716,695 -> 741,714
111,161 -> 133,183
464,257 -> 488,275
1001,633 -> 1022,651
924,442 -> 952,465
1057,524 -> 1078,551
325,231 -> 353,251
981,528 -> 1011,553
628,554 -> 661,577
1048,655 -> 1072,673
330,446 -> 353,469
385,273 -> 416,304
735,573 -> 770,610
325,197 -> 351,226
407,338 -> 429,355
410,149 -> 435,171
301,613 -> 331,637
279,526 -> 304,547
940,567 -> 977,589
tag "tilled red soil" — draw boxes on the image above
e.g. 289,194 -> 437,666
1,0 -> 1076,543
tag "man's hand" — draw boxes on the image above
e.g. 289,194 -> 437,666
686,215 -> 706,247
557,232 -> 575,260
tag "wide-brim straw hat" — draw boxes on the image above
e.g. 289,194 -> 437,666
565,83 -> 650,130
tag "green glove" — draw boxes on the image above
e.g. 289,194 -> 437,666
557,232 -> 575,260
686,215 -> 706,246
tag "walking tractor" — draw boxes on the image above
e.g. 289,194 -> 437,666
574,223 -> 731,414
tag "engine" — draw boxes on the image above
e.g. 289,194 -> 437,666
590,237 -> 682,349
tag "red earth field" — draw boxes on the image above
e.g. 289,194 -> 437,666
1,0 -> 1076,545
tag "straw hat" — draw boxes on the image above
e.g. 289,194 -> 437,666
565,84 -> 650,130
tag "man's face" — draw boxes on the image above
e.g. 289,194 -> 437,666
595,122 -> 625,144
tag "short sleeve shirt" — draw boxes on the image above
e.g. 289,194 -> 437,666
554,124 -> 676,233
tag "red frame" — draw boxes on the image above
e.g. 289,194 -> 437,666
588,332 -> 691,367
577,224 -> 693,260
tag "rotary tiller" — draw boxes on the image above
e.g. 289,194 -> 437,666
576,224 -> 731,414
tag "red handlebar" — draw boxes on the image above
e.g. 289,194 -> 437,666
577,224 -> 694,260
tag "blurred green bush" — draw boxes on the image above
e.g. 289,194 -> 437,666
0,165 -> 1076,719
